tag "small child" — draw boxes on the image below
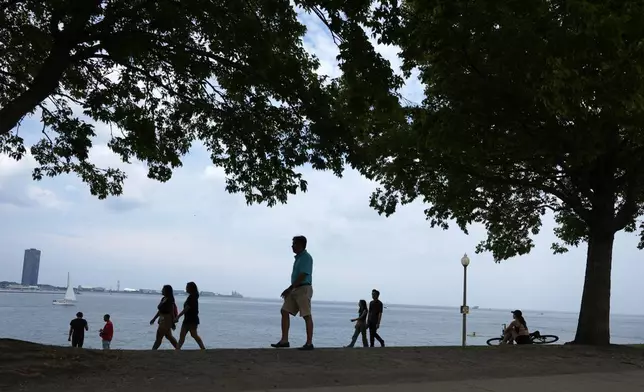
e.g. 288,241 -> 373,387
99,314 -> 114,350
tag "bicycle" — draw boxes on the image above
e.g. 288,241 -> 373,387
486,324 -> 559,346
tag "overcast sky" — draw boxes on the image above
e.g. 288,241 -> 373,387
1,11 -> 643,315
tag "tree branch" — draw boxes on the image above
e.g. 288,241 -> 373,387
0,0 -> 105,136
53,91 -> 86,107
453,162 -> 592,223
70,44 -> 103,61
308,6 -> 344,45
614,170 -> 640,231
89,54 -> 225,116
0,46 -> 72,136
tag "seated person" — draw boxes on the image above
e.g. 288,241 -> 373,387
501,310 -> 531,344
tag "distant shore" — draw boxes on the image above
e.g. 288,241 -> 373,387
2,339 -> 643,392
0,284 -> 243,298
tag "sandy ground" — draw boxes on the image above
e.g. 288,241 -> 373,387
1,339 -> 644,392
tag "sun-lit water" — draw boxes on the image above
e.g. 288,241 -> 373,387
0,292 -> 642,350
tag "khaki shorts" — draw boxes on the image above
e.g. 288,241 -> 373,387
282,285 -> 313,317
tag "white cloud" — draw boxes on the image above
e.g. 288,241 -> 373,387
202,165 -> 225,180
25,185 -> 66,210
87,143 -> 157,207
0,152 -> 35,179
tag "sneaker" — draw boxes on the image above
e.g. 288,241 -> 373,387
271,341 -> 290,348
381,341 -> 386,347
298,343 -> 314,351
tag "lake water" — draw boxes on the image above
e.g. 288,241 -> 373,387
1,292 -> 642,350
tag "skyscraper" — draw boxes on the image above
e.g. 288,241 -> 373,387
21,248 -> 41,286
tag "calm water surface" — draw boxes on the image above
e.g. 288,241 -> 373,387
0,293 -> 642,350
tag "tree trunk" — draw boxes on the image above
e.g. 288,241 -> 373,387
573,228 -> 614,345
0,46 -> 72,136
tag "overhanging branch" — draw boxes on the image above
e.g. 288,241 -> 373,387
453,162 -> 592,223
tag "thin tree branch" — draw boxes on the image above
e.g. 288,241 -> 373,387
54,91 -> 86,107
453,162 -> 592,223
89,54 -> 225,116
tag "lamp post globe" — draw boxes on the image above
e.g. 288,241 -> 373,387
460,253 -> 470,346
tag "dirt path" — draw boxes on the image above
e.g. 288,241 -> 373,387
2,339 -> 644,392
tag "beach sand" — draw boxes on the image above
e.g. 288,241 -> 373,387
1,339 -> 643,391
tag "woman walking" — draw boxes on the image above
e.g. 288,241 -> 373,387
150,285 -> 179,350
175,281 -> 206,350
345,300 -> 368,348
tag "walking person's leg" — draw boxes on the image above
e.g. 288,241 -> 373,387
369,324 -> 376,347
177,323 -> 189,349
347,326 -> 361,348
272,292 -> 297,347
165,329 -> 178,349
360,325 -> 368,347
189,326 -> 206,350
280,309 -> 291,342
102,340 -> 110,350
374,330 -> 385,347
297,286 -> 314,350
152,327 -> 165,350
303,314 -> 314,345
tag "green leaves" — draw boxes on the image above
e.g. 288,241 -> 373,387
0,0 -> 365,205
0,132 -> 26,161
340,0 -> 644,262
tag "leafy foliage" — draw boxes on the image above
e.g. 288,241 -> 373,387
347,0 -> 644,260
335,0 -> 644,344
0,0 -> 373,204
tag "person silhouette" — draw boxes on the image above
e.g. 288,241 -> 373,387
368,289 -> 385,347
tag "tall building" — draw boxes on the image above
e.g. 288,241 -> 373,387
21,248 -> 41,286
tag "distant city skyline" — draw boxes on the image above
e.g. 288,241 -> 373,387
20,248 -> 41,286
5,256 -> 241,294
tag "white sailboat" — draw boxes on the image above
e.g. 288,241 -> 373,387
53,273 -> 76,306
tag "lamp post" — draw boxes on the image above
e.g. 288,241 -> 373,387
460,253 -> 470,347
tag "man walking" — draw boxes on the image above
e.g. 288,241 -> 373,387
68,312 -> 89,348
368,289 -> 385,347
271,235 -> 314,350
99,314 -> 114,350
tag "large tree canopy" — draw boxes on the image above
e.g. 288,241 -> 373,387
7,0 -> 636,346
0,0 -> 396,205
344,0 -> 644,345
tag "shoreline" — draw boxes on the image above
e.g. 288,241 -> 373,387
2,339 -> 644,392
5,290 -> 644,317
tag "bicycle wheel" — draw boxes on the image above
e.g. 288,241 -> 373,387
532,334 -> 559,344
486,337 -> 504,346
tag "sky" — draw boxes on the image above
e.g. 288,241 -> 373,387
1,11 -> 643,315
